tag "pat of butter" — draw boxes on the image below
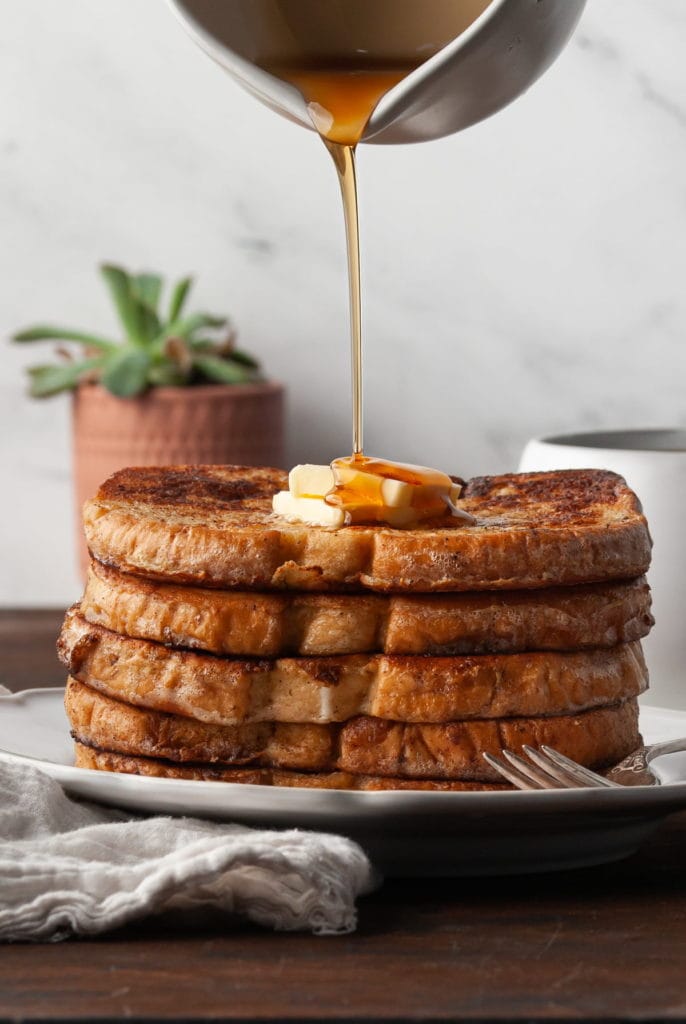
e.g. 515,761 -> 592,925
272,489 -> 344,528
380,477 -> 458,509
379,477 -> 414,508
273,461 -> 473,529
288,463 -> 335,498
334,461 -> 456,509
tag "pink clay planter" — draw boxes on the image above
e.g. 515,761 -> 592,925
72,382 -> 284,578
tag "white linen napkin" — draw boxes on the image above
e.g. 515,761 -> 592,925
0,755 -> 376,942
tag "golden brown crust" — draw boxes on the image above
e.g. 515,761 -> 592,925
337,700 -> 640,780
58,609 -> 648,725
83,466 -> 651,592
65,679 -> 641,782
73,743 -> 511,791
82,559 -> 654,657
95,464 -> 287,508
65,678 -> 333,771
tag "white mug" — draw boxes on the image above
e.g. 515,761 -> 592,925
519,429 -> 686,710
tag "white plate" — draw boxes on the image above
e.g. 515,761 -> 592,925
2,688 -> 686,877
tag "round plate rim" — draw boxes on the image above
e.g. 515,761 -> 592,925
2,687 -> 686,818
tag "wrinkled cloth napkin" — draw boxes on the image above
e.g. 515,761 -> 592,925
0,755 -> 376,942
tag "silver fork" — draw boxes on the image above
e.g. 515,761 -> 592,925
483,738 -> 686,790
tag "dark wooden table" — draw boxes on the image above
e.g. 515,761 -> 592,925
2,609 -> 686,1023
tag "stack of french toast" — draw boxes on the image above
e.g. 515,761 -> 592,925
58,464 -> 653,790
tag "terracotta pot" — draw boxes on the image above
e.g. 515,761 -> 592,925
72,382 -> 284,579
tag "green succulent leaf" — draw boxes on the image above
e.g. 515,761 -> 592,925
14,263 -> 263,398
100,264 -> 146,346
193,354 -> 258,385
12,326 -> 117,353
148,362 -> 188,387
168,276 -> 193,324
101,347 -> 151,397
133,274 -> 163,341
133,273 -> 163,314
187,337 -> 258,369
159,313 -> 227,344
187,336 -> 216,353
27,357 -> 103,398
152,316 -> 227,357
141,309 -> 161,343
228,348 -> 260,369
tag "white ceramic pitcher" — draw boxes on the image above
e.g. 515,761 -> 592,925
167,0 -> 586,144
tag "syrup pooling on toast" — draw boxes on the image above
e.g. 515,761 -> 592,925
327,455 -> 474,526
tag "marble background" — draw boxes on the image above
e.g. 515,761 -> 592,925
1,0 -> 685,605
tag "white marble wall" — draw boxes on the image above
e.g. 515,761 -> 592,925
1,0 -> 685,606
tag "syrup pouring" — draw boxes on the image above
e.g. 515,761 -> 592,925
168,0 -> 586,526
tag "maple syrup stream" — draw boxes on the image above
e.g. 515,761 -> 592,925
263,62 -> 475,523
264,66 -> 414,459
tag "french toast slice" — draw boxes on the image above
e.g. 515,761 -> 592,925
82,466 -> 651,592
74,744 -> 512,790
82,559 -> 653,657
59,609 -> 648,725
66,679 -> 640,782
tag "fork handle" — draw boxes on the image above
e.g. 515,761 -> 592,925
645,738 -> 686,764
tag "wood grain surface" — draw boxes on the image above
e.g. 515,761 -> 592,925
1,609 -> 685,1023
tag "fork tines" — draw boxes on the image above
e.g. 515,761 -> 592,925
484,744 -> 619,791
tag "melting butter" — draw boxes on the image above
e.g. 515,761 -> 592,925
272,458 -> 475,529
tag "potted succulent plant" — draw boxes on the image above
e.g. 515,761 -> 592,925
13,264 -> 284,576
